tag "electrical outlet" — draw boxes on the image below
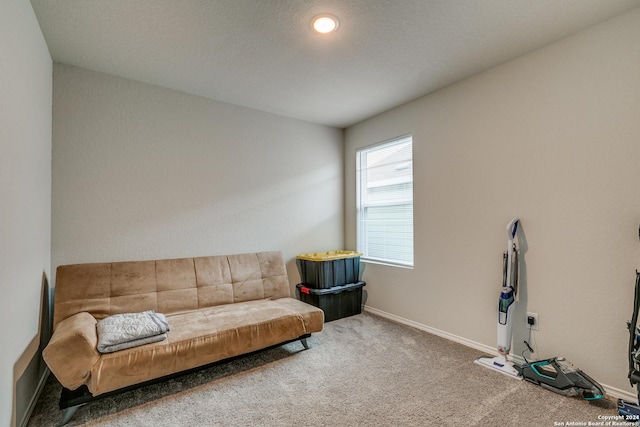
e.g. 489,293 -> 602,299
526,312 -> 539,331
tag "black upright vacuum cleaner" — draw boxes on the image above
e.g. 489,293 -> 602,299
618,225 -> 640,417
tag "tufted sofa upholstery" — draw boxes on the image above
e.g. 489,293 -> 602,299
43,251 -> 324,398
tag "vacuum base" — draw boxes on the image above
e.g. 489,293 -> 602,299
475,355 -> 523,380
618,399 -> 640,419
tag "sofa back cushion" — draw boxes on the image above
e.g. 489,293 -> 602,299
53,251 -> 291,328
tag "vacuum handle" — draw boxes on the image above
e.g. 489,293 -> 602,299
507,217 -> 519,241
505,217 -> 519,291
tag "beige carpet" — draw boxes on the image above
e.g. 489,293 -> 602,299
28,311 -> 617,426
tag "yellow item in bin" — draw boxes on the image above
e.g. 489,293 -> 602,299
296,251 -> 362,289
296,250 -> 362,262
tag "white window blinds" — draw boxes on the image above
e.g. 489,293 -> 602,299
356,135 -> 413,267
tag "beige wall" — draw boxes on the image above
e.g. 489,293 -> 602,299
52,64 -> 344,290
0,1 -> 52,425
345,7 -> 640,395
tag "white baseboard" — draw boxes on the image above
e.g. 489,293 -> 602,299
363,305 -> 637,403
604,385 -> 637,404
363,305 -> 499,356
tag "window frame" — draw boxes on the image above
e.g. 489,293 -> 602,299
356,134 -> 414,268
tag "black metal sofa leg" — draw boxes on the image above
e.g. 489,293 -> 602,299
59,404 -> 84,426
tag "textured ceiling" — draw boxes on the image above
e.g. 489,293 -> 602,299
30,0 -> 640,128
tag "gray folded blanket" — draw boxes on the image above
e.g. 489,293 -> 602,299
96,310 -> 170,353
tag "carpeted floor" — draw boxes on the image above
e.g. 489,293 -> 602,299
28,311 -> 617,426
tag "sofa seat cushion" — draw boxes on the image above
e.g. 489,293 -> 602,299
88,297 -> 322,395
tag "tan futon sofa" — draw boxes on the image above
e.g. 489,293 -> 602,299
43,251 -> 324,423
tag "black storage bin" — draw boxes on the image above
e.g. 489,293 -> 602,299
296,251 -> 361,289
296,281 -> 365,322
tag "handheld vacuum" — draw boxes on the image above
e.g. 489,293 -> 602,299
518,357 -> 604,400
475,218 -> 605,401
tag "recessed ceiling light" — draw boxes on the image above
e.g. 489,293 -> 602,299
312,14 -> 339,34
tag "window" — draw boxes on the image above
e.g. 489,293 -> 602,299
356,135 -> 413,267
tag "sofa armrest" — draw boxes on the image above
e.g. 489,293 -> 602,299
43,311 -> 100,390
